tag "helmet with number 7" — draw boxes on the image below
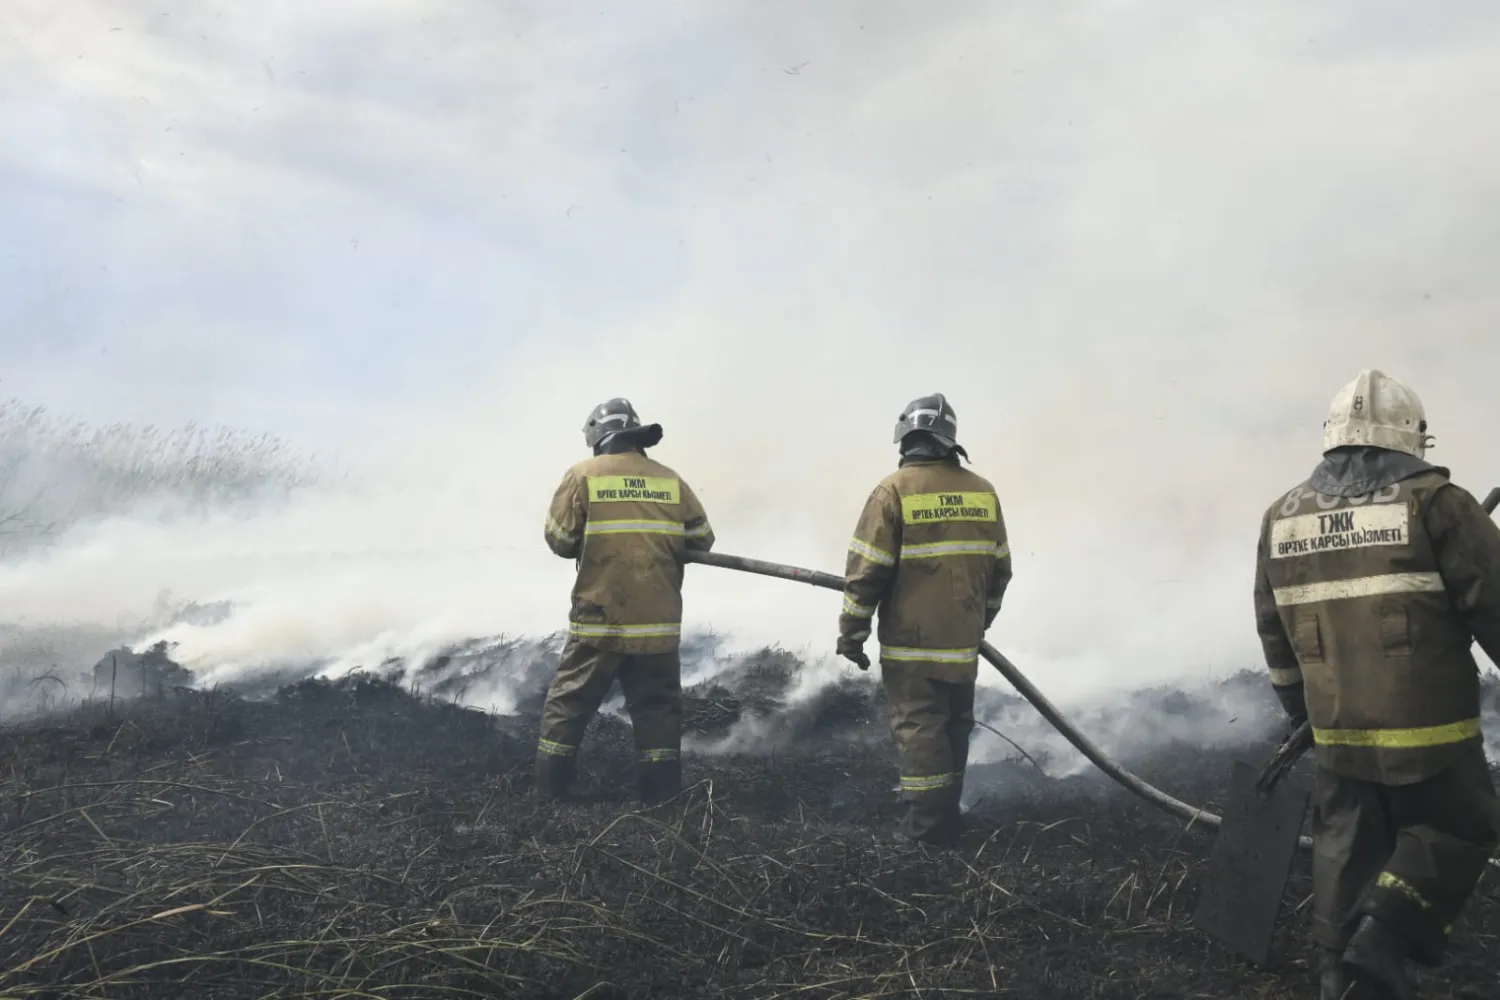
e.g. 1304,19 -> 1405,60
1322,369 -> 1431,459
894,393 -> 960,449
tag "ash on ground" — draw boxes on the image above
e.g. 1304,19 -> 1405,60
0,646 -> 1496,999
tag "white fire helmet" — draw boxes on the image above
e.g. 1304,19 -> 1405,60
1322,369 -> 1431,458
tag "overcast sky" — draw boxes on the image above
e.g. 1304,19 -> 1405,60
4,2 -> 1496,442
3,2 -> 1500,696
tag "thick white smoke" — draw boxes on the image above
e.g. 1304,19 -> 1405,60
2,2 -> 1500,721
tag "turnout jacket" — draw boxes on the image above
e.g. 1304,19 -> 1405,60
545,451 -> 714,654
1254,449 -> 1500,784
839,457 -> 1012,682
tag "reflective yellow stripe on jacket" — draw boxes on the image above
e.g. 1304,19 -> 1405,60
849,538 -> 1009,563
881,645 -> 980,665
849,537 -> 896,566
546,515 -> 579,546
1273,572 -> 1445,607
1268,666 -> 1303,687
584,519 -> 685,536
901,539 -> 1002,559
568,622 -> 683,639
1313,718 -> 1482,749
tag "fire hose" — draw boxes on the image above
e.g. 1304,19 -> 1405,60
685,550 -> 1226,831
686,541 -> 1500,867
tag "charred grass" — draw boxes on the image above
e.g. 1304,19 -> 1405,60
0,671 -> 1496,1000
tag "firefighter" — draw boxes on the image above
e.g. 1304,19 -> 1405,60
836,393 -> 1012,846
537,397 -> 715,805
1253,370 -> 1500,1000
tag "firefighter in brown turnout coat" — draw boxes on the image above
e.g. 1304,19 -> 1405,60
1254,370 -> 1500,1000
837,394 -> 1012,846
537,398 -> 715,805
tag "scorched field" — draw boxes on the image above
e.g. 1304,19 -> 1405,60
1,646 -> 1496,1000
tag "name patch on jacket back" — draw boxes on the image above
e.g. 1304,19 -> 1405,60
1270,503 -> 1408,559
587,476 -> 680,504
901,491 -> 997,524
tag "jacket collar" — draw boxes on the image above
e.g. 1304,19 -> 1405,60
1308,445 -> 1446,497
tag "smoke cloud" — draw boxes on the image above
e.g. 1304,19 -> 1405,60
2,2 -> 1500,722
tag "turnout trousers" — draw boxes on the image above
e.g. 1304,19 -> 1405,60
534,639 -> 683,805
1311,742 -> 1498,965
881,667 -> 976,844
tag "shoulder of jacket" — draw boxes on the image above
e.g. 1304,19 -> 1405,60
1417,476 -> 1471,514
1400,470 -> 1455,517
644,456 -> 682,479
874,468 -> 910,494
566,457 -> 601,478
852,476 -> 896,515
1408,467 -> 1453,489
961,468 -> 999,494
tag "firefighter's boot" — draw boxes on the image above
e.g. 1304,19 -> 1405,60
895,794 -> 962,848
1343,916 -> 1417,1000
636,759 -> 682,806
1320,947 -> 1352,1000
535,754 -> 577,801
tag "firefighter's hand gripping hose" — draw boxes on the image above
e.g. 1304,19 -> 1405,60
682,546 -> 1484,873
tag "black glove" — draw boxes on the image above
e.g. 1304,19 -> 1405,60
1274,683 -> 1308,727
1284,713 -> 1309,747
836,635 -> 870,671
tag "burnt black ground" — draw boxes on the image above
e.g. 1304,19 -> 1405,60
0,658 -> 1496,1000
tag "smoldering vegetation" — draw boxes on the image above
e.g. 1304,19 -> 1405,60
0,400 -> 322,559
0,402 -> 322,715
0,404 -> 1497,996
17,620 -> 1500,789
0,641 -> 1496,999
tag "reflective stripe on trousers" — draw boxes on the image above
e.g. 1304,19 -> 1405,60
1377,872 -> 1432,910
538,738 -> 577,758
900,772 -> 958,793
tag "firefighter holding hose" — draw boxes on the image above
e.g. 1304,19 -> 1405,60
1253,370 -> 1500,1000
536,397 -> 715,805
836,393 -> 1012,846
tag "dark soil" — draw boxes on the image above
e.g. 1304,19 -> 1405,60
0,657 -> 1496,1000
